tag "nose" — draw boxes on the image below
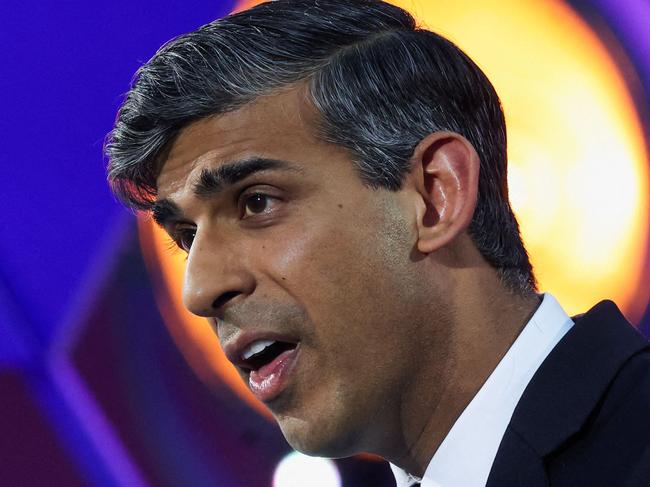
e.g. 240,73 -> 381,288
182,232 -> 255,318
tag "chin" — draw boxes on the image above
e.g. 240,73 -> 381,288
277,414 -> 362,459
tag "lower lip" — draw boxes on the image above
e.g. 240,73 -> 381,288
249,345 -> 300,403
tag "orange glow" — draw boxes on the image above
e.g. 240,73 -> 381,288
140,0 -> 649,416
392,0 -> 649,321
139,216 -> 273,418
231,0 -> 262,14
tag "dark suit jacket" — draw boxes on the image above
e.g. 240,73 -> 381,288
486,300 -> 650,486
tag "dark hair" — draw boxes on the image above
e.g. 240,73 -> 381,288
106,0 -> 536,295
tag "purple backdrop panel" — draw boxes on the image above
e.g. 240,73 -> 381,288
0,370 -> 87,486
0,0 -> 236,344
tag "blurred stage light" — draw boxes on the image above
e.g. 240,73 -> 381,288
388,0 -> 649,321
272,451 -> 342,487
139,0 -> 650,416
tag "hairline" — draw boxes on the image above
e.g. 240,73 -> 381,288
106,1 -> 537,295
144,80 -> 379,209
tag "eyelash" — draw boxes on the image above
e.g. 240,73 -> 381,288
164,236 -> 189,261
168,191 -> 280,254
171,227 -> 196,254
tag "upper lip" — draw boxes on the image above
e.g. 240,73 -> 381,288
223,330 -> 299,370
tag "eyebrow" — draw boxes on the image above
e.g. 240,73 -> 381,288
151,157 -> 300,227
151,199 -> 182,228
194,157 -> 299,198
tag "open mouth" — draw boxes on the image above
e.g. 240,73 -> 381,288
240,340 -> 297,371
226,335 -> 302,402
239,339 -> 301,403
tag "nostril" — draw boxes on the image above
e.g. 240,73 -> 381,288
211,291 -> 240,313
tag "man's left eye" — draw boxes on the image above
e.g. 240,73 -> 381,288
242,193 -> 276,218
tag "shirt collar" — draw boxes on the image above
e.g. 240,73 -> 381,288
390,293 -> 573,487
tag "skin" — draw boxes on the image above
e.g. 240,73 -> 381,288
155,85 -> 540,476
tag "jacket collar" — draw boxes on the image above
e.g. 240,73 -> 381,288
487,300 -> 649,484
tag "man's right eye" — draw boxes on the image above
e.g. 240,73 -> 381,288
174,228 -> 196,252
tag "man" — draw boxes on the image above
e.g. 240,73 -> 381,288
105,1 -> 650,485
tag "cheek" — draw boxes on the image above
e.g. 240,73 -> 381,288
260,229 -> 317,280
253,209 -> 360,290
277,218 -> 413,348
252,204 -> 418,360
252,217 -> 370,327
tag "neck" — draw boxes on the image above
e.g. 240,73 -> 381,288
384,255 -> 541,476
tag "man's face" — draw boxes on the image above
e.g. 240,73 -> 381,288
155,88 -> 445,457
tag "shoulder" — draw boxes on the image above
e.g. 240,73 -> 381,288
598,348 -> 650,422
546,348 -> 650,485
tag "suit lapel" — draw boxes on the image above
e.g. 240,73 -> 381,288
487,300 -> 649,486
486,426 -> 548,487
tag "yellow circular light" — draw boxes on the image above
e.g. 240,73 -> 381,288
140,0 -> 650,414
393,0 -> 649,320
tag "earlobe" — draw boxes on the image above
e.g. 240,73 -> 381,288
410,132 -> 480,254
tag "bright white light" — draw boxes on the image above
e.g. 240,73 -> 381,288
273,451 -> 342,487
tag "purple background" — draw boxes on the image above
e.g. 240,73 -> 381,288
1,0 -> 648,485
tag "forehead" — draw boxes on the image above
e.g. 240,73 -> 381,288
156,87 -> 339,198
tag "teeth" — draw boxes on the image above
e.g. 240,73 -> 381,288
242,339 -> 276,360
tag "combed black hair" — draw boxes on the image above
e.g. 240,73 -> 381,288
105,0 -> 536,294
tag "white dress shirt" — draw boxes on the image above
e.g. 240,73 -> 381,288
390,293 -> 574,487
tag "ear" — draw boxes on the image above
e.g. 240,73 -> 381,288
408,131 -> 480,254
